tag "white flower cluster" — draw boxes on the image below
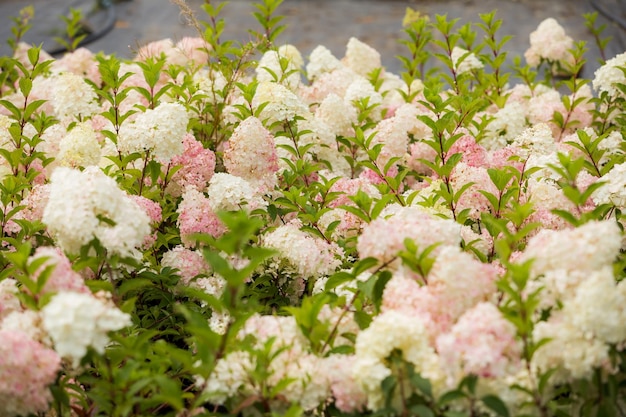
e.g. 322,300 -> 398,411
526,177 -> 575,213
262,221 -> 342,279
315,93 -> 357,137
207,173 -> 267,212
293,116 -> 338,162
306,45 -> 343,81
41,291 -> 131,366
357,206 -> 462,268
368,111 -> 412,166
344,78 -> 383,109
428,246 -> 497,321
0,310 -> 48,344
511,123 -> 555,157
57,121 -> 101,167
0,279 -> 21,321
520,220 -> 621,276
525,153 -> 561,181
42,167 -> 151,257
592,52 -> 626,97
252,81 -> 310,125
436,302 -> 521,386
199,350 -> 253,404
451,47 -> 483,75
533,314 -> 608,381
568,267 -> 626,344
117,102 -> 189,162
256,44 -> 303,90
520,221 -> 626,382
202,314 -> 331,411
223,116 -> 278,191
524,18 -> 573,68
51,72 -> 100,122
353,310 -> 443,410
592,161 -> 626,208
532,311 -> 609,382
342,37 -> 382,77
535,278 -> 625,382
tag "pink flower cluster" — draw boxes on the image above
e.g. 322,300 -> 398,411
168,133 -> 216,195
436,302 -> 520,385
357,206 -> 461,267
29,247 -> 89,295
0,330 -> 61,417
161,246 -> 210,286
223,117 -> 279,191
524,18 -> 574,68
177,188 -> 226,247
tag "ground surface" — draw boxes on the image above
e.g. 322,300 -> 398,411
0,0 -> 624,78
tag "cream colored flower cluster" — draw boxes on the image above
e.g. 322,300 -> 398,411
593,161 -> 626,208
118,102 -> 189,162
41,291 -> 131,366
262,220 -> 343,280
353,310 -> 443,410
42,166 -> 151,257
207,173 -> 267,212
451,46 -> 484,75
524,18 -> 574,67
520,221 -> 626,382
201,315 -> 335,411
56,121 -> 101,167
593,52 -> 626,98
51,72 -> 101,122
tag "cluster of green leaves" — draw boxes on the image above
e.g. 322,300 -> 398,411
54,7 -> 89,53
1,1 -> 626,417
0,47 -> 55,258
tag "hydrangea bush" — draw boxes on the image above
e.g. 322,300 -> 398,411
0,1 -> 625,416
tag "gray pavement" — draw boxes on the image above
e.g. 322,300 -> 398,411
0,0 -> 624,78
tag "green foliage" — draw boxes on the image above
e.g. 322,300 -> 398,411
583,12 -> 612,65
54,7 -> 89,53
6,5 -> 34,54
250,0 -> 286,51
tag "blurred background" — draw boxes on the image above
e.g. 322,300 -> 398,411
0,0 -> 624,78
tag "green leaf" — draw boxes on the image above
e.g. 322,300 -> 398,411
551,209 -> 579,226
339,204 -> 371,223
200,245 -> 226,268
152,375 -> 184,410
353,310 -> 372,329
279,404 -> 303,417
269,376 -> 296,398
481,394 -> 510,417
325,272 -> 355,291
328,344 -> 354,355
444,412 -> 470,417
372,270 -> 392,308
353,257 -> 378,276
411,404 -> 435,417
118,278 -> 153,296
410,373 -> 432,398
18,77 -> 32,97
459,374 -> 478,395
438,389 -> 467,406
538,366 -> 558,394
381,374 -> 397,403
